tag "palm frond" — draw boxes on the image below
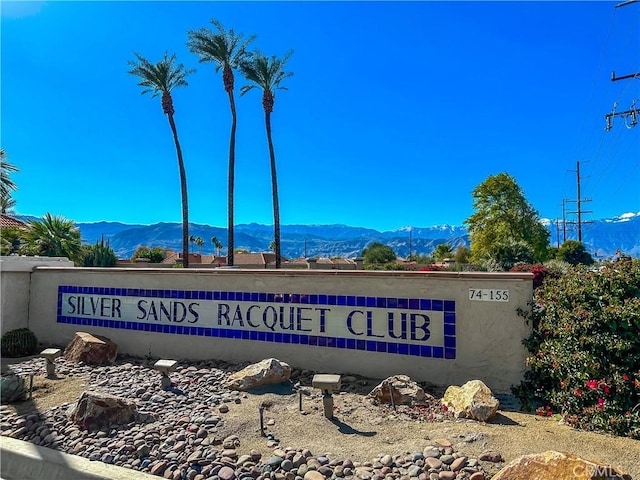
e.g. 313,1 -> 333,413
239,49 -> 294,94
186,19 -> 255,70
128,52 -> 193,97
0,150 -> 18,199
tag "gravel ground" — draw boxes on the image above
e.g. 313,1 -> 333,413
1,354 -> 638,480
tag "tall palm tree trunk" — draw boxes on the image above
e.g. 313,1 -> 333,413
264,110 -> 281,268
227,89 -> 237,267
167,113 -> 190,268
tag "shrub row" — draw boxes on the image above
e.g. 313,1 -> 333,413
513,258 -> 640,439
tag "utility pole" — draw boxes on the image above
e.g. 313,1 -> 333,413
566,161 -> 593,242
562,199 -> 567,243
555,219 -> 561,248
604,0 -> 639,130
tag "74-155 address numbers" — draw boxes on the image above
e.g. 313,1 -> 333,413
469,289 -> 509,302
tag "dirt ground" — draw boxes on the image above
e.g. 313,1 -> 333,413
2,358 -> 638,479
215,387 -> 640,479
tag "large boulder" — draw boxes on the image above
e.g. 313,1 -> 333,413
367,375 -> 431,405
64,331 -> 118,365
226,358 -> 292,391
442,379 -> 499,422
67,390 -> 138,430
491,451 -> 632,480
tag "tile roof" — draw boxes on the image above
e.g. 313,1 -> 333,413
0,215 -> 29,229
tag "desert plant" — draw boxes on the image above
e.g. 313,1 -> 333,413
82,236 -> 117,267
0,374 -> 27,403
0,226 -> 23,255
1,328 -> 38,357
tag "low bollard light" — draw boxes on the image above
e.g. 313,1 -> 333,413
312,374 -> 342,419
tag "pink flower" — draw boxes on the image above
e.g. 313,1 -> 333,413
596,398 -> 604,410
603,385 -> 611,395
574,388 -> 583,397
623,374 -> 630,381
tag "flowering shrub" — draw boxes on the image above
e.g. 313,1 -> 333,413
420,265 -> 444,272
513,257 -> 640,439
510,263 -> 559,289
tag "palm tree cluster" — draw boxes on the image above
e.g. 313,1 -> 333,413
129,19 -> 293,269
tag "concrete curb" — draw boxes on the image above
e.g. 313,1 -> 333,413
0,436 -> 159,480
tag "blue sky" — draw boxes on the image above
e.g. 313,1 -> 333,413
2,1 -> 638,232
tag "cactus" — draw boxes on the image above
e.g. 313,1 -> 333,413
1,328 -> 38,357
83,235 -> 117,267
0,374 -> 27,403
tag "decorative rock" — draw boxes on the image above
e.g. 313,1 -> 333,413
219,465 -> 237,480
491,451 -> 631,480
439,455 -> 454,465
450,457 -> 467,472
64,332 -> 118,365
67,391 -> 137,430
151,461 -> 169,476
367,375 -> 430,406
225,358 -> 292,391
468,473 -> 484,480
304,472 -> 325,480
438,472 -> 455,480
223,435 -> 240,449
441,380 -> 499,422
478,451 -> 503,463
425,458 -> 442,469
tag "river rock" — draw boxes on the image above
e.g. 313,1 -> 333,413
64,332 -> 118,365
491,451 -> 631,480
441,380 -> 499,422
225,358 -> 292,391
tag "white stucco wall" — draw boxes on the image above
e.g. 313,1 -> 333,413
21,267 -> 533,392
0,256 -> 74,335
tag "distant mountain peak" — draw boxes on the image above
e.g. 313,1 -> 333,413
608,212 -> 640,223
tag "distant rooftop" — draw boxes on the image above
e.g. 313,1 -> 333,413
0,214 -> 29,229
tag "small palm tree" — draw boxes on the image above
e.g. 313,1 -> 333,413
1,196 -> 17,215
24,213 -> 82,263
187,20 -> 255,268
128,52 -> 194,268
211,236 -> 223,256
239,50 -> 294,268
195,236 -> 204,255
1,149 -> 18,207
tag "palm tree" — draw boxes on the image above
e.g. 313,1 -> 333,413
128,52 -> 193,268
195,236 -> 204,255
239,50 -> 294,268
1,196 -> 17,215
1,149 -> 18,207
187,20 -> 255,268
23,213 -> 82,263
211,236 -> 223,256
189,234 -> 196,254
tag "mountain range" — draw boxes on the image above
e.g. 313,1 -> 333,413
46,211 -> 640,261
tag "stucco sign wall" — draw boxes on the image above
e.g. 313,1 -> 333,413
58,285 -> 456,359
